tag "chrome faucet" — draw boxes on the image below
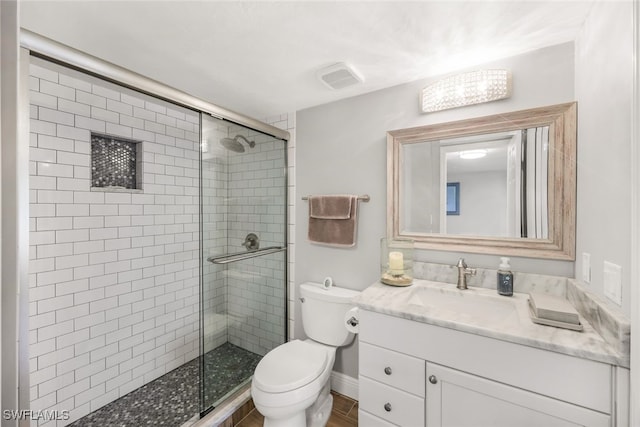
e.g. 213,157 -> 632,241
456,258 -> 476,290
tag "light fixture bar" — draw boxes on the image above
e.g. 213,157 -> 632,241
421,69 -> 512,113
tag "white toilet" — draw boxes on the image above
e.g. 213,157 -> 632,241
251,282 -> 360,427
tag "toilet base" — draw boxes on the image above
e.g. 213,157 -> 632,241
263,411 -> 306,427
256,380 -> 334,427
306,388 -> 332,427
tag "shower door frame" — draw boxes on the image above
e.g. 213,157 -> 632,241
198,112 -> 289,417
20,30 -> 289,143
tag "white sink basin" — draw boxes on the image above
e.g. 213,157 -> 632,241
406,283 -> 521,324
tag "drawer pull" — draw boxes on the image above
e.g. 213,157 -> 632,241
429,375 -> 438,384
384,366 -> 392,375
384,402 -> 392,412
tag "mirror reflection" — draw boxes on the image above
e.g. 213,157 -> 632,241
401,127 -> 549,239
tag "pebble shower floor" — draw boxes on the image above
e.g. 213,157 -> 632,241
68,343 -> 262,427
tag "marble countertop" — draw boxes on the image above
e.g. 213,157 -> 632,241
353,279 -> 629,368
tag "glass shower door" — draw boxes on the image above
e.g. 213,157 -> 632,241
199,114 -> 287,415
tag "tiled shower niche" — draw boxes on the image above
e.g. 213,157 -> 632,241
91,133 -> 142,190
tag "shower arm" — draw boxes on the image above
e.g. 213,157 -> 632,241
234,134 -> 255,148
207,246 -> 285,265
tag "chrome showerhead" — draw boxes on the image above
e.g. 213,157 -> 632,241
220,137 -> 244,153
219,134 -> 255,153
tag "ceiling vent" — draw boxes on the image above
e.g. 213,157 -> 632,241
316,62 -> 363,90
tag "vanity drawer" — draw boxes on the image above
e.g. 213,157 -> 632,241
358,409 -> 397,427
359,376 -> 424,426
360,341 -> 425,397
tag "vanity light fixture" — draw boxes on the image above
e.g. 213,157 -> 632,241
421,69 -> 512,113
459,149 -> 488,160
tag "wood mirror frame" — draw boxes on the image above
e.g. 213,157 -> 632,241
387,102 -> 576,260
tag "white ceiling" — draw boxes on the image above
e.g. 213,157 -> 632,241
20,1 -> 594,120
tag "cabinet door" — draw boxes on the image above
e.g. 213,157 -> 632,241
426,363 -> 610,427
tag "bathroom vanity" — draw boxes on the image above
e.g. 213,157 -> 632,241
354,279 -> 630,427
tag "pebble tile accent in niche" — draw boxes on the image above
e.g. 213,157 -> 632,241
91,133 -> 139,189
68,343 -> 262,427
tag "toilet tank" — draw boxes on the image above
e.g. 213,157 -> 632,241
300,282 -> 361,347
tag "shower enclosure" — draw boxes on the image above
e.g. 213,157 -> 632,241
199,114 -> 288,415
22,30 -> 288,427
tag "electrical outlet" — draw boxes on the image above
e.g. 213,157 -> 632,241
582,253 -> 591,284
603,261 -> 622,306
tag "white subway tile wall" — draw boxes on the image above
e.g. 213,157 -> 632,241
261,114 -> 296,342
201,117 -> 230,353
265,113 -> 296,342
225,124 -> 287,355
28,57 -> 200,425
200,115 -> 292,356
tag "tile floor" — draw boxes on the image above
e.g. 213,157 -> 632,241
68,343 -> 261,427
229,391 -> 358,427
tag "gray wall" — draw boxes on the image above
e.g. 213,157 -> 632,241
574,1 -> 633,317
446,171 -> 507,236
296,42 -> 575,378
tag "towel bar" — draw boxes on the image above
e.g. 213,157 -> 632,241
301,194 -> 370,202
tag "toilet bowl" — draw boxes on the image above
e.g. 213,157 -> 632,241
250,282 -> 360,427
251,340 -> 335,427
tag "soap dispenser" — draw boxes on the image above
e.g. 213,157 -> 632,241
497,257 -> 513,296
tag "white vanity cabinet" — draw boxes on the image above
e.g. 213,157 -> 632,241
358,310 -> 616,427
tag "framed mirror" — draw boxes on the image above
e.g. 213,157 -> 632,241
387,102 -> 576,260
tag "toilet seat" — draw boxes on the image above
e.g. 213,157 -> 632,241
253,340 -> 328,393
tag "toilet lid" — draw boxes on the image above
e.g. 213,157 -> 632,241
253,340 -> 328,393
